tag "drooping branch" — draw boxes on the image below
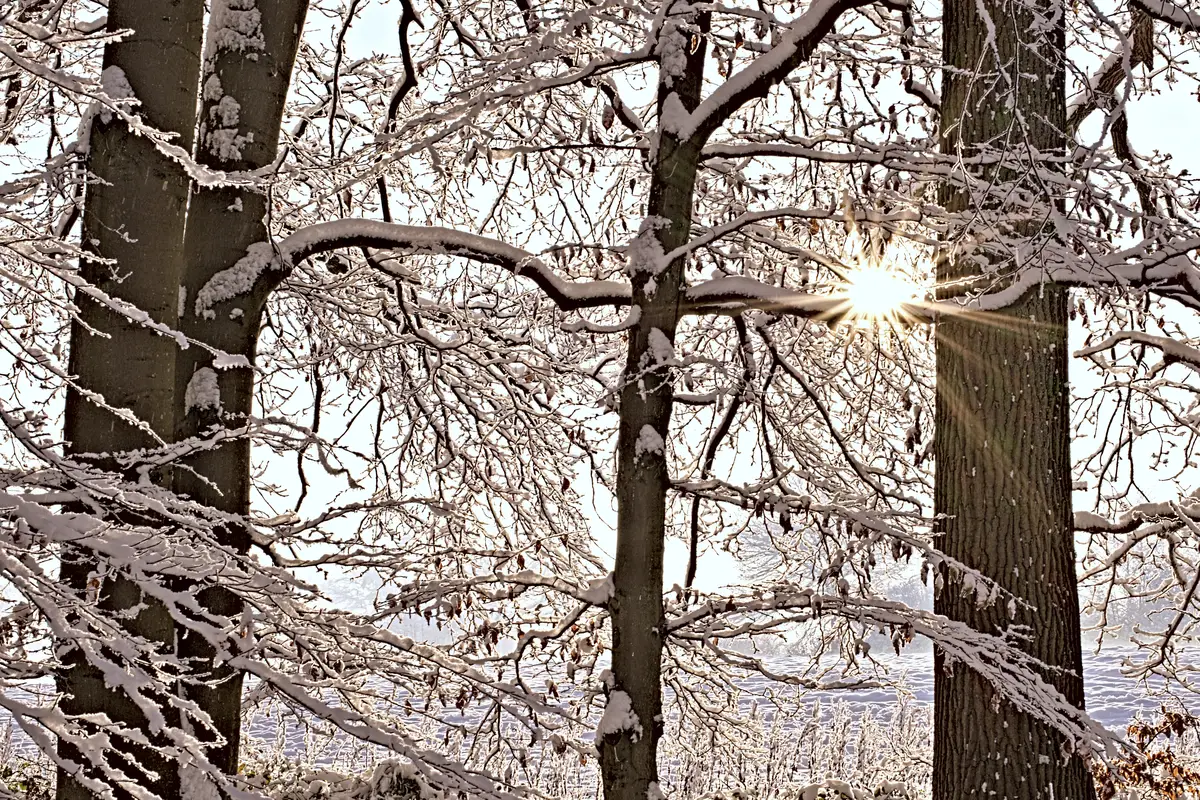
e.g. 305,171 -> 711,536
665,590 -> 1126,767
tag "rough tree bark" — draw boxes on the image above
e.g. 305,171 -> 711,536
598,12 -> 708,800
60,2 -> 308,796
934,0 -> 1096,797
59,2 -> 203,798
173,0 -> 309,785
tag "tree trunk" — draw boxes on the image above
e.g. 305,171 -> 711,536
172,0 -> 308,782
599,14 -> 708,800
59,2 -> 203,798
935,0 -> 1096,797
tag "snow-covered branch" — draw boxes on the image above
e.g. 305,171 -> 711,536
1129,0 -> 1200,30
1075,330 -> 1200,372
195,220 -> 630,315
677,0 -> 907,144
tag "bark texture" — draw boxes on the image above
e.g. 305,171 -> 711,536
935,0 -> 1095,797
59,2 -> 203,798
598,15 -> 708,800
173,0 -> 309,779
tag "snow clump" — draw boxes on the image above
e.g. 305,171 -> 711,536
195,241 -> 278,316
99,66 -> 135,123
581,572 -> 614,604
635,424 -> 664,461
184,367 -> 221,414
647,327 -> 678,366
625,216 -> 669,276
596,689 -> 643,741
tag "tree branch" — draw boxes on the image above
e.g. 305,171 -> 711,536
677,0 -> 907,144
1129,0 -> 1200,31
384,0 -> 421,132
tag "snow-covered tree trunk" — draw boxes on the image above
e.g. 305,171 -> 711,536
934,0 -> 1096,797
599,11 -> 709,800
173,0 -> 309,782
58,2 -> 204,798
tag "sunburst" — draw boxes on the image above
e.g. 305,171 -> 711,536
841,265 -> 922,323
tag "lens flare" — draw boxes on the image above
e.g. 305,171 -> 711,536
844,266 -> 920,321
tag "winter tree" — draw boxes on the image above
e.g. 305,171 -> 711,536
1,0 -> 1199,799
932,0 -> 1094,796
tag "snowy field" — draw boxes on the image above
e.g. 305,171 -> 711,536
241,646 -> 1199,762
1,643 -> 1186,755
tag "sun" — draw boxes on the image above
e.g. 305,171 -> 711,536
843,266 -> 920,321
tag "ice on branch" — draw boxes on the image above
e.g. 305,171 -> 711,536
212,352 -> 251,370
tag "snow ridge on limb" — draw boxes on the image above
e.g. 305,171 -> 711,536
199,217 -> 1200,325
1074,500 -> 1200,535
195,221 -> 629,315
1129,0 -> 1200,30
1075,330 -> 1200,372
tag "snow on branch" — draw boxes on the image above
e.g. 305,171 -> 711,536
960,240 -> 1200,311
1067,50 -> 1132,135
0,40 -> 261,192
197,219 -> 929,323
1130,0 -> 1200,30
195,220 -> 631,315
1075,330 -> 1200,372
675,476 -> 1018,610
198,219 -> 1200,327
684,276 -> 845,317
1075,499 -> 1200,534
659,206 -> 923,269
676,0 -> 908,144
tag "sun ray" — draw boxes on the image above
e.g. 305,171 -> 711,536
839,265 -> 922,325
